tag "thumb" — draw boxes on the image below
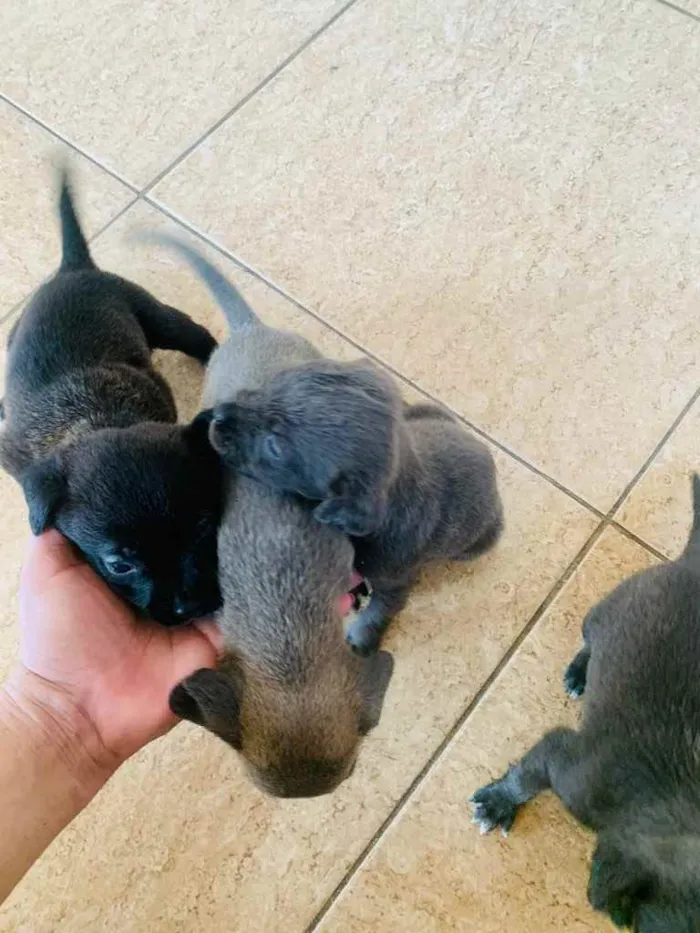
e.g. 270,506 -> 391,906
22,530 -> 84,586
167,627 -> 219,693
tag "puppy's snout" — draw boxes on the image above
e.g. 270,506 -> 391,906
173,595 -> 201,620
209,404 -> 238,457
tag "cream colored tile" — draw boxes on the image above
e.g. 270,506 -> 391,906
616,396 -> 700,558
666,0 -> 700,18
155,0 -> 700,510
1,440 -> 596,930
0,0 -> 346,187
321,528 -> 656,933
0,100 -> 133,317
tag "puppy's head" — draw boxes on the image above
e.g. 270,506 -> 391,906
170,648 -> 393,798
589,829 -> 700,931
170,477 -> 394,797
209,359 -> 403,537
20,416 -> 223,625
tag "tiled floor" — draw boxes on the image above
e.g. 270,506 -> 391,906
0,0 -> 699,930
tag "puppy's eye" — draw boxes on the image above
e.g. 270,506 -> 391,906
263,434 -> 283,461
103,555 -> 139,577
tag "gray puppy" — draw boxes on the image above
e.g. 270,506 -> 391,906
471,476 -> 700,932
209,358 -> 503,655
143,233 -> 321,403
170,475 -> 394,798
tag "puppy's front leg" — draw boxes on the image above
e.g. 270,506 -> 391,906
470,727 -> 581,835
345,578 -> 412,656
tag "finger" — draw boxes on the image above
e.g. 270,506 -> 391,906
193,619 -> 225,656
168,627 -> 218,688
22,529 -> 84,585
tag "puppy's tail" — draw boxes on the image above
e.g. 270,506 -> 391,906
139,232 -> 259,331
682,474 -> 700,565
58,171 -> 94,271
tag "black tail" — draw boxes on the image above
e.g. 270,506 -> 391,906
140,232 -> 259,331
682,474 -> 700,564
58,172 -> 94,271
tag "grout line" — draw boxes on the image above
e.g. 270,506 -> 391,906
607,520 -> 668,562
307,522 -> 606,930
140,0 -> 364,195
655,0 -> 700,24
0,93 -> 139,192
607,383 -> 700,519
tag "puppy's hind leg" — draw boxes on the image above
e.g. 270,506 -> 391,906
126,283 -> 217,363
470,727 -> 582,835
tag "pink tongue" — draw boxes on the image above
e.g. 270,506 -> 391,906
338,571 -> 365,617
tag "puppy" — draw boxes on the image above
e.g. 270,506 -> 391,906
170,475 -> 394,798
209,358 -> 503,654
0,172 -> 222,625
143,233 -> 322,403
471,476 -> 700,932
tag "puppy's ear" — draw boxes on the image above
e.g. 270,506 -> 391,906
314,480 -> 387,537
21,454 -> 66,534
357,650 -> 394,735
182,410 -> 217,455
588,838 -> 648,928
169,668 -> 242,749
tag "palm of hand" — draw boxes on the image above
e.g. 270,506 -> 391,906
18,531 -> 217,762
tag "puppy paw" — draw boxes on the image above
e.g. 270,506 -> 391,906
345,621 -> 382,656
563,650 -> 589,699
469,779 -> 520,836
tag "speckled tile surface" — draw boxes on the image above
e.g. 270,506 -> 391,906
1,0 -> 699,929
0,0 -> 347,187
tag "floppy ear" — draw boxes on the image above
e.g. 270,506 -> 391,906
314,479 -> 387,537
169,668 -> 242,749
20,454 -> 67,534
589,838 -> 649,928
357,650 -> 394,735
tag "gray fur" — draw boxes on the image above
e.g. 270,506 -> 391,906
209,358 -> 503,654
471,474 -> 700,932
142,233 -> 321,405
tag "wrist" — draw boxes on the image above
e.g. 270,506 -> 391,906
0,666 -> 118,803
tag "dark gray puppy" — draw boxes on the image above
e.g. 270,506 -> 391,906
170,475 -> 394,798
142,233 -> 322,403
471,476 -> 700,932
0,173 -> 222,625
209,358 -> 503,654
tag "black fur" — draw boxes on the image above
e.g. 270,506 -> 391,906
208,358 -> 503,653
0,172 -> 222,624
471,474 -> 700,932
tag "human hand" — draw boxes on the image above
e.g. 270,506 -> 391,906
4,530 -> 219,775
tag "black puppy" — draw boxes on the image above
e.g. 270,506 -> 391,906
208,358 -> 503,654
471,476 -> 700,932
0,172 -> 222,625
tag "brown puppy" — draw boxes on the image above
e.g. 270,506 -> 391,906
170,476 -> 394,798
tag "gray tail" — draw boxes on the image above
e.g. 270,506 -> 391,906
141,232 -> 259,331
683,474 -> 700,563
58,171 -> 94,271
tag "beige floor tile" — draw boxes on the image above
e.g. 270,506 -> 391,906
155,0 -> 700,510
0,0 -> 346,188
668,0 -> 700,18
319,528 -> 656,933
0,100 -> 133,318
616,396 -> 700,558
0,246 -> 596,931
